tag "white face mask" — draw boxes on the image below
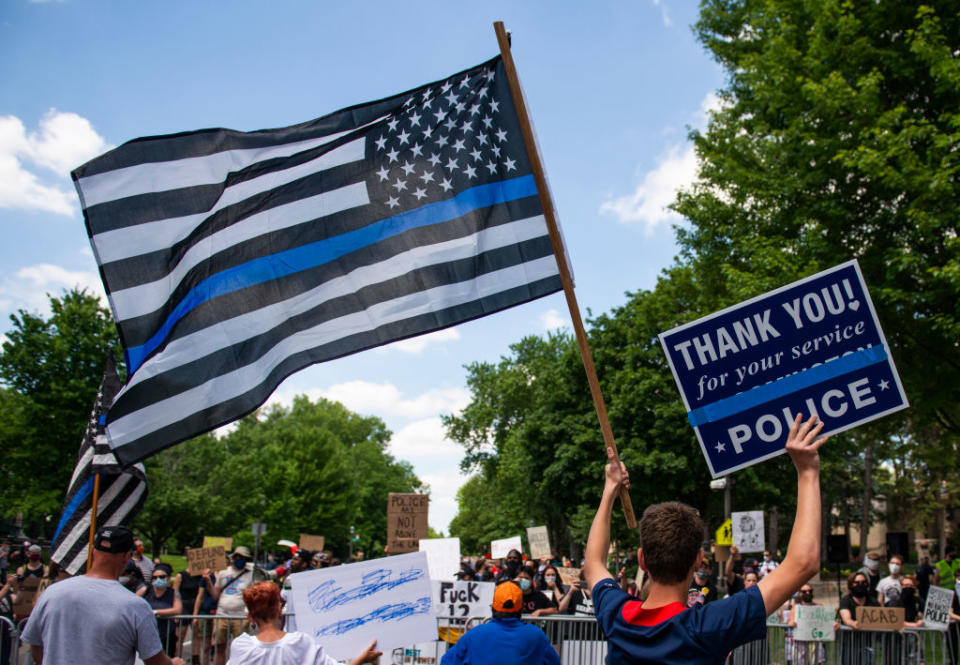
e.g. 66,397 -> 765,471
889,563 -> 901,575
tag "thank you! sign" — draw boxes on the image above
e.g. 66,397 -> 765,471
659,260 -> 908,477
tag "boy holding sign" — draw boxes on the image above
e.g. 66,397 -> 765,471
584,414 -> 827,665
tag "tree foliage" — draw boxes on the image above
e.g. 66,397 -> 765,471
0,289 -> 121,523
135,396 -> 423,556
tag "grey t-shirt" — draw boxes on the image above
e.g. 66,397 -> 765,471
21,575 -> 163,665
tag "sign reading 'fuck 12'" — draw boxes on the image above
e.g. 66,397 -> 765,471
659,260 -> 908,478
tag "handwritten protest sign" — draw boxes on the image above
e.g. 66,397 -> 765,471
432,580 -> 494,619
795,605 -> 835,641
732,511 -> 765,553
491,535 -> 522,559
299,534 -> 325,551
922,586 -> 954,630
186,545 -> 227,575
202,536 -> 232,550
526,526 -> 551,560
419,537 -> 460,582
856,606 -> 904,631
289,551 -> 435,660
13,577 -> 41,616
659,260 -> 908,477
388,494 -> 429,554
557,567 -> 582,586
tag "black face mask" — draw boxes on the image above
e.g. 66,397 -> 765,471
800,592 -> 813,602
852,583 -> 869,598
901,587 -> 915,601
504,559 -> 520,574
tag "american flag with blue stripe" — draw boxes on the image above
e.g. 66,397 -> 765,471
73,55 -> 563,465
50,355 -> 147,574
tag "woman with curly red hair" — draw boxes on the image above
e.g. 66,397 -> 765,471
226,582 -> 381,665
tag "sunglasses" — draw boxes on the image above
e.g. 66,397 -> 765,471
152,574 -> 168,579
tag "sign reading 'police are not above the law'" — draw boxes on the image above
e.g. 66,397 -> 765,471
659,260 -> 908,478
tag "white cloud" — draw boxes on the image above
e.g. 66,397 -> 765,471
421,468 -> 472,535
0,110 -> 109,216
650,0 -> 673,27
539,308 -> 569,331
599,92 -> 721,231
389,417 -> 462,461
0,263 -> 105,316
376,327 -> 461,355
267,380 -> 471,421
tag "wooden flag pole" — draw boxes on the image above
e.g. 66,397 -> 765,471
493,21 -> 637,529
85,473 -> 101,570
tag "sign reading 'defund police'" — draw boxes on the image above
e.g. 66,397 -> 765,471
659,260 -> 907,478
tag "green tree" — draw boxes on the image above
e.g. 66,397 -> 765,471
135,395 -> 422,557
0,288 -> 121,523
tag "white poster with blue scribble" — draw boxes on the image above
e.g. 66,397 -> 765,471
288,551 -> 435,660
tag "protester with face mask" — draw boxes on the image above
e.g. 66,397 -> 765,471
15,544 -> 44,580
120,559 -> 149,597
131,538 -> 155,586
514,569 -> 556,616
495,550 -> 523,584
856,550 -> 883,599
876,554 -> 903,606
146,563 -> 182,657
787,585 -> 827,665
759,551 -> 779,578
838,572 -> 879,630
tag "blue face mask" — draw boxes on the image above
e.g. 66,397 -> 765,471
233,557 -> 247,570
518,578 -> 532,591
152,577 -> 168,589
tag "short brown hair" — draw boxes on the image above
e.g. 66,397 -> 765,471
639,502 -> 704,584
847,571 -> 868,591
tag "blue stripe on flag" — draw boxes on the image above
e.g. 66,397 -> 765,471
126,174 -> 539,373
687,345 -> 888,427
52,475 -> 96,543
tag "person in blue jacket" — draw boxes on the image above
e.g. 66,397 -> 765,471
584,414 -> 828,665
440,581 -> 560,665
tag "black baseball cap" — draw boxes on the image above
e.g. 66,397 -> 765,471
94,525 -> 135,553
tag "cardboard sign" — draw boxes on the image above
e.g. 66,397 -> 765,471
795,605 -> 835,641
186,545 -> 227,575
490,536 -> 522,560
299,534 -> 325,552
557,567 -> 582,586
13,576 -> 41,616
388,493 -> 429,554
659,260 -> 908,477
202,536 -> 233,550
732,511 -> 765,553
856,605 -> 905,631
432,580 -> 494,619
526,526 -> 551,560
419,537 -> 460,582
289,551 -> 435,660
922,586 -> 954,630
715,518 -> 733,546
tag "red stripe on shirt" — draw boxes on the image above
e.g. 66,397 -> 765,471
620,599 -> 687,626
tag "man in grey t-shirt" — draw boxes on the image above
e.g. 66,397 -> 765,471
21,525 -> 185,665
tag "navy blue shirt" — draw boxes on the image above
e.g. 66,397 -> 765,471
592,578 -> 767,665
440,616 -> 561,665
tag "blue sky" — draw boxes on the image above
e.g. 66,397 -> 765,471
0,1 -> 724,535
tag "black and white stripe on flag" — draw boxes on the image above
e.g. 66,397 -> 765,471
73,55 -> 564,465
50,355 -> 147,574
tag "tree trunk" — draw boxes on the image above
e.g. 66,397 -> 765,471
859,442 -> 874,557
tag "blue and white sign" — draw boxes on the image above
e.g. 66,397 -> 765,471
659,260 -> 908,477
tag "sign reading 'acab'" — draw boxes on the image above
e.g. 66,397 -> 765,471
659,260 -> 908,477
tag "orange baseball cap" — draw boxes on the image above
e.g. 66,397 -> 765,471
492,582 -> 522,613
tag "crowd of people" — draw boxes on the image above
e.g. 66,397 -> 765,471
2,416 -> 959,664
